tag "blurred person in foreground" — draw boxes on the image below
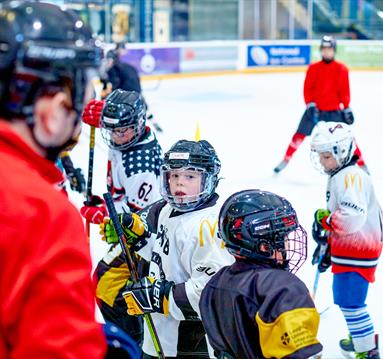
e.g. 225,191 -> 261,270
0,1 -> 106,358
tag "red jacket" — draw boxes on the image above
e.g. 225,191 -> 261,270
304,59 -> 350,111
0,121 -> 106,358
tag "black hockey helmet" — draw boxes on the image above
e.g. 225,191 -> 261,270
0,1 -> 102,122
100,89 -> 146,150
160,140 -> 221,212
320,35 -> 336,51
219,189 -> 307,273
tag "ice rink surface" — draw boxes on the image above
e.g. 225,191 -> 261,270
70,70 -> 383,359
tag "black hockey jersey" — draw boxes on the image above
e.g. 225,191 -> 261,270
199,260 -> 323,359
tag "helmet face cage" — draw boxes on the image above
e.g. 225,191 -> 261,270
160,140 -> 221,211
311,123 -> 355,175
100,90 -> 146,150
219,190 -> 307,274
160,165 -> 217,212
101,116 -> 145,150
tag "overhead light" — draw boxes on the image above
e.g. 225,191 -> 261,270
377,10 -> 383,19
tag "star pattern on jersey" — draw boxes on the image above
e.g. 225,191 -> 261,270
122,141 -> 163,178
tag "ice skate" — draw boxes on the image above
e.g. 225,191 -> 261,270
340,334 -> 355,359
340,334 -> 380,359
273,159 -> 289,174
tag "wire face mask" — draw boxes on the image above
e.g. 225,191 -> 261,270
160,165 -> 215,212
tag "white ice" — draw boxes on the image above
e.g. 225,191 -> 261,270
69,70 -> 383,359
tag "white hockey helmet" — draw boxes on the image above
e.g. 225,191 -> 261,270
310,121 -> 355,174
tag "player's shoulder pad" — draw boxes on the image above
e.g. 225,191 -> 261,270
138,199 -> 167,233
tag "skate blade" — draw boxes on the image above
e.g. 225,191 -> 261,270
340,349 -> 354,359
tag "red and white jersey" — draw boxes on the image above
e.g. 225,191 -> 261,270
327,163 -> 383,282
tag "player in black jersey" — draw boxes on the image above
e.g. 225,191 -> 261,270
199,189 -> 323,359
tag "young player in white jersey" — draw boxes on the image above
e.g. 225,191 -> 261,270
100,139 -> 234,358
80,89 -> 162,222
310,122 -> 382,359
80,89 -> 162,347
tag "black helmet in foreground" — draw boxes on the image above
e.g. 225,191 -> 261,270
0,1 -> 102,121
219,189 -> 307,273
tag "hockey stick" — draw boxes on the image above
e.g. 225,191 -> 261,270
103,192 -> 165,359
312,244 -> 330,315
85,125 -> 95,240
142,77 -> 162,92
312,244 -> 327,299
85,80 -> 103,240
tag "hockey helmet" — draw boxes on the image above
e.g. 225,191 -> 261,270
219,189 -> 307,274
160,140 -> 221,212
320,35 -> 336,50
311,121 -> 355,174
100,89 -> 146,150
0,1 -> 102,122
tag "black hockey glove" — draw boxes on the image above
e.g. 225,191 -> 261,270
306,102 -> 319,124
312,244 -> 331,273
342,108 -> 355,125
123,277 -> 175,316
100,213 -> 150,247
61,154 -> 86,194
67,168 -> 86,193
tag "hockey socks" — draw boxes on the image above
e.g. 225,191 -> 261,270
340,306 -> 376,353
284,132 -> 306,161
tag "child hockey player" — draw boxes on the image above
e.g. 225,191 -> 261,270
80,89 -> 163,345
80,89 -> 162,219
101,139 -> 234,358
199,189 -> 323,359
310,122 -> 382,359
274,35 -> 367,174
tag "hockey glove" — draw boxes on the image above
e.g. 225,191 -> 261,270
342,108 -> 354,125
80,195 -> 108,224
312,244 -> 331,273
312,209 -> 331,244
123,277 -> 174,316
99,213 -> 150,246
82,99 -> 105,128
67,168 -> 86,194
306,102 -> 319,124
315,209 -> 331,229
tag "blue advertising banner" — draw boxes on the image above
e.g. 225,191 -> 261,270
247,45 -> 311,67
120,48 -> 180,75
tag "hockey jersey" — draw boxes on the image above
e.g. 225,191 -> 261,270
304,59 -> 350,111
326,162 -> 383,282
96,194 -> 234,357
199,260 -> 323,359
107,127 -> 162,212
137,194 -> 234,357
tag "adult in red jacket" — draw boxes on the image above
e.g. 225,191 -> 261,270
0,2 -> 106,358
274,35 -> 367,174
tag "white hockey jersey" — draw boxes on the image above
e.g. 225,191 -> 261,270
137,194 -> 234,357
107,127 -> 162,212
326,163 -> 383,282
